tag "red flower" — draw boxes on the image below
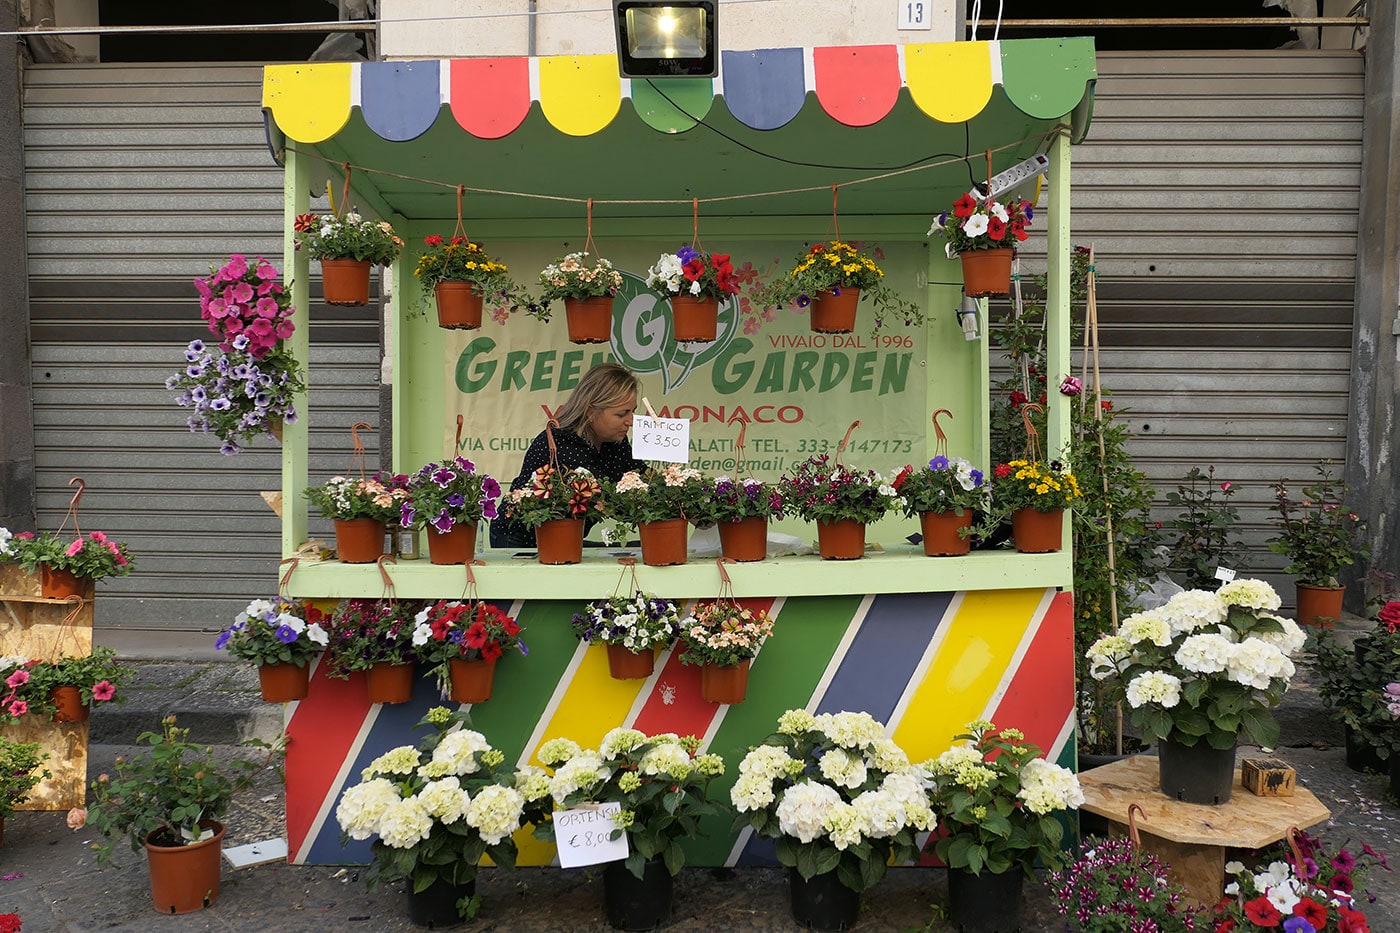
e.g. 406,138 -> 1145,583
1009,390 -> 1028,408
682,259 -> 706,282
1338,906 -> 1369,933
1009,219 -> 1029,241
293,212 -> 318,232
1379,601 -> 1400,631
449,236 -> 468,245
1244,897 -> 1282,926
463,622 -> 488,650
987,217 -> 1007,241
481,641 -> 504,662
993,463 -> 1014,479
1214,921 -> 1236,933
1293,898 -> 1329,929
892,465 -> 913,491
424,234 -> 444,246
953,193 -> 978,218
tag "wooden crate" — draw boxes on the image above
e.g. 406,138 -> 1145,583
1241,757 -> 1297,797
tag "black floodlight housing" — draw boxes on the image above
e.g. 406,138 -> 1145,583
613,1 -> 717,78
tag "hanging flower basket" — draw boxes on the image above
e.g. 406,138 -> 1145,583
319,259 -> 373,306
564,295 -> 615,343
959,249 -> 1014,298
433,281 -> 484,330
670,295 -> 720,343
809,287 -> 860,335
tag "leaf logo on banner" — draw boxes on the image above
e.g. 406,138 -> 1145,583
611,271 -> 737,392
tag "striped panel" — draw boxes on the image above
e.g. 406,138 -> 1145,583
904,41 -> 994,123
262,62 -> 352,144
537,56 -> 622,137
717,48 -> 807,130
811,45 -> 901,127
449,57 -> 532,139
631,77 -> 714,133
987,590 -> 1075,758
360,61 -> 442,142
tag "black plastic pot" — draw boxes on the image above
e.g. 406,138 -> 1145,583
947,867 -> 1024,933
1158,737 -> 1236,805
405,877 -> 475,929
789,868 -> 861,931
1345,724 -> 1388,775
604,858 -> 673,931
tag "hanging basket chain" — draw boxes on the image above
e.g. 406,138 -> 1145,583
57,476 -> 85,539
452,184 -> 469,242
583,198 -> 599,259
931,409 -> 952,460
348,422 -> 373,480
834,420 -> 861,467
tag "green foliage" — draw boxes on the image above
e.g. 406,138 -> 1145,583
1311,625 -> 1400,761
294,209 -> 403,265
23,646 -> 134,715
10,530 -> 135,583
1268,460 -> 1369,587
603,465 -> 712,528
1163,465 -> 1247,590
86,716 -> 276,862
0,738 -> 49,819
754,240 -> 924,331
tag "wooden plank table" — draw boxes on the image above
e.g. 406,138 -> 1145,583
1077,755 -> 1330,907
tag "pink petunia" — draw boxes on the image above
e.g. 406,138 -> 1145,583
7,700 -> 26,717
4,670 -> 28,689
91,680 -> 116,702
65,539 -> 82,557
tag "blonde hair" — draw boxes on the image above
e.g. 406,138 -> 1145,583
554,362 -> 640,445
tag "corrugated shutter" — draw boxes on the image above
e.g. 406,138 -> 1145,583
24,63 -> 381,631
1014,49 -> 1363,593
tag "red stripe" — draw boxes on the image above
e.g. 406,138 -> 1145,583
285,663 -> 373,856
631,597 -> 776,737
449,58 -> 530,139
988,591 -> 1074,756
812,45 -> 901,127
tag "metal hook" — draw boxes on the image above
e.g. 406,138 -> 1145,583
931,410 -> 952,459
1127,803 -> 1145,849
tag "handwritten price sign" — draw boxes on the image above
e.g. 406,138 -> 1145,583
554,802 -> 630,868
632,415 -> 690,463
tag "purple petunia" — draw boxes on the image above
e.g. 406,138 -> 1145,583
929,455 -> 950,471
430,509 -> 454,533
274,623 -> 299,644
432,467 -> 456,487
214,629 -> 233,650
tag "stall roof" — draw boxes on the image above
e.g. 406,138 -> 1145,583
261,37 -> 1095,224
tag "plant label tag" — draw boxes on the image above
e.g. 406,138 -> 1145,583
1214,566 -> 1237,583
554,803 -> 630,868
632,416 -> 690,463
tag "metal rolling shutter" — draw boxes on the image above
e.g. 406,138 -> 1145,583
24,63 -> 381,631
1012,49 -> 1363,594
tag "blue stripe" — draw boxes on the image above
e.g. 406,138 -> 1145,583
720,48 -> 807,130
361,61 -> 441,141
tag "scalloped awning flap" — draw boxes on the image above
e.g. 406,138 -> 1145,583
262,37 -> 1096,145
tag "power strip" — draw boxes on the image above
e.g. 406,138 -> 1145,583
971,153 -> 1049,202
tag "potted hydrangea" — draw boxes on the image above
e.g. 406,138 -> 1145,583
537,251 -> 625,344
401,457 -> 501,565
731,709 -> 934,932
323,598 -> 425,705
571,592 -> 683,680
677,599 -> 775,704
645,245 -> 742,343
500,465 -> 604,565
214,597 -> 330,702
755,240 -> 922,335
534,729 -> 727,930
894,455 -> 988,556
305,473 -> 411,564
925,720 -> 1084,933
413,235 -> 545,330
603,465 -> 711,566
928,194 -> 1034,297
779,454 -> 904,560
293,208 -> 404,306
410,599 -> 527,703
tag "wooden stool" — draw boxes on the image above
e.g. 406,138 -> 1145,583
1077,755 -> 1330,907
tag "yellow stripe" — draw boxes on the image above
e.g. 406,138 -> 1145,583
514,643 -> 647,865
538,56 -> 622,136
891,588 -> 1042,762
903,42 -> 993,124
262,63 -> 353,144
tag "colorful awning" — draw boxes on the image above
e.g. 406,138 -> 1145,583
263,37 -> 1096,145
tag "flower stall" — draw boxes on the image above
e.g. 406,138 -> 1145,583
258,36 -> 1098,870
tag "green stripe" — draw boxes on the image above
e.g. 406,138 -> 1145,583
467,600 -> 580,765
686,595 -> 862,865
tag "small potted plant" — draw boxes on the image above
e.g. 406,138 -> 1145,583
537,251 -> 624,343
305,473 -> 410,564
413,235 -> 545,330
402,457 -> 502,565
0,657 -> 34,722
534,729 -> 727,930
0,738 -> 49,835
24,646 -> 132,723
500,465 -> 604,565
645,245 -> 742,343
731,709 -> 933,932
894,455 -> 988,556
1268,459 -> 1369,627
335,706 -> 553,927
928,194 -> 1034,297
410,599 -> 527,703
702,475 -> 784,563
571,592 -> 684,680
988,458 -> 1082,553
86,715 -> 273,914
754,240 -> 922,335
677,599 -> 774,704
779,454 -> 903,560
603,465 -> 711,566
9,530 -> 135,599
1217,829 -> 1385,932
1049,835 -> 1202,932
924,720 -> 1084,933
1086,578 -> 1305,804
324,598 -> 425,705
293,208 -> 404,306
214,597 -> 330,703
1310,598 -> 1400,775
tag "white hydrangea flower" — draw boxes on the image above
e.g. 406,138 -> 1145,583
1226,639 -> 1294,690
464,784 -> 526,846
363,745 -> 422,779
538,737 -> 582,767
731,772 -> 779,812
335,777 -> 400,840
639,742 -> 693,780
816,710 -> 886,749
433,729 -> 491,775
1174,632 -> 1236,675
549,752 -> 610,802
818,749 -> 868,790
1118,609 -> 1173,647
867,738 -> 910,773
1162,589 -> 1226,633
822,801 -> 869,850
1086,634 -> 1133,680
851,789 -> 906,838
1251,615 -> 1307,657
777,709 -> 817,735
775,781 -> 842,843
1016,758 -> 1085,814
416,777 -> 469,824
599,728 -> 648,759
377,796 -> 434,849
1217,578 -> 1281,612
1124,670 -> 1182,709
513,765 -> 553,802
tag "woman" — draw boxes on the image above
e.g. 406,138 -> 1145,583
489,362 -> 647,549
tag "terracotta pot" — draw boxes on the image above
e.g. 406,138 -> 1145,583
50,685 -> 88,723
670,294 -> 720,343
1011,508 -> 1063,553
334,518 -> 386,564
564,295 -> 615,344
145,820 -> 225,914
638,519 -> 688,566
959,249 -> 1014,297
427,522 -> 477,565
1295,583 -> 1345,628
40,565 -> 85,600
434,281 -> 484,330
320,258 -> 372,306
816,519 -> 865,560
534,518 -> 584,565
809,287 -> 860,334
365,661 -> 416,704
257,662 -> 310,703
449,657 -> 496,703
606,643 -> 656,680
718,517 -> 767,562
700,660 -> 750,704
919,509 -> 973,557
